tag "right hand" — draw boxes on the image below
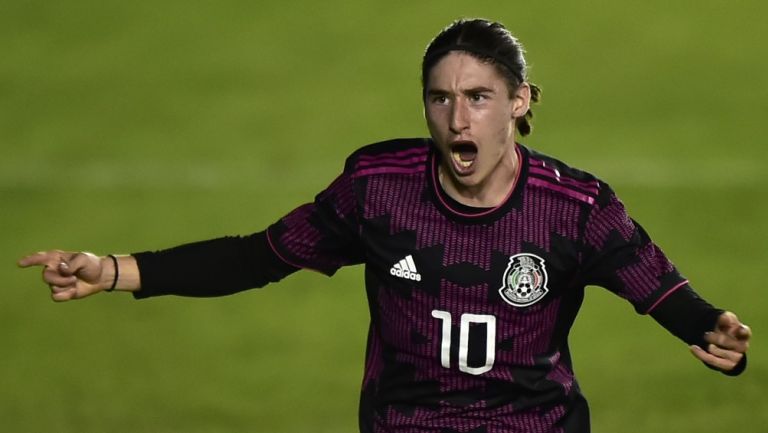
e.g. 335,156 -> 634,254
17,251 -> 113,301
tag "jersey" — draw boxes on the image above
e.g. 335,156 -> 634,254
265,138 -> 689,433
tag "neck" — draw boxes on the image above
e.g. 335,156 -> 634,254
439,144 -> 520,208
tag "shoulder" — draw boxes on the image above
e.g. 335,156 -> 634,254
523,145 -> 612,206
343,138 -> 431,178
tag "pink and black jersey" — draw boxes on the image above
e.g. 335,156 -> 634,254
264,138 -> 689,433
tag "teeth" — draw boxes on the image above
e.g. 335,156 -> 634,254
452,151 -> 473,168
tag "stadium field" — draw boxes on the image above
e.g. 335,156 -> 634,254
3,1 -> 766,432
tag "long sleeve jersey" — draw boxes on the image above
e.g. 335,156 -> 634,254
133,138 -> 729,433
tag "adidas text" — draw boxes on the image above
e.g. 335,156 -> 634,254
390,255 -> 422,281
390,267 -> 422,281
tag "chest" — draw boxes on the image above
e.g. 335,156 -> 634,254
363,201 -> 584,307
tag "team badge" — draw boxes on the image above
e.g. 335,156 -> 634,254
499,253 -> 549,307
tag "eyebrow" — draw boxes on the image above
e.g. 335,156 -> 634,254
426,86 -> 496,97
463,86 -> 495,95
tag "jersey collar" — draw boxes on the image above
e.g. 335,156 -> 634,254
426,141 -> 529,224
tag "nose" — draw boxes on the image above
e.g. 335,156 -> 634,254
449,99 -> 469,133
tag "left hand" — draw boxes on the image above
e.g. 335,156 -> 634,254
690,311 -> 751,372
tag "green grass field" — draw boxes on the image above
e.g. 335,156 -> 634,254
3,1 -> 766,431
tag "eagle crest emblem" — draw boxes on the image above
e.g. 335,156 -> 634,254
499,253 -> 549,307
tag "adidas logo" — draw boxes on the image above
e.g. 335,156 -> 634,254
390,255 -> 422,281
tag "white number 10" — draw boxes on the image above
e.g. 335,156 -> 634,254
431,310 -> 496,375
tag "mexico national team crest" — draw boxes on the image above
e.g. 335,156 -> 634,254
499,253 -> 549,307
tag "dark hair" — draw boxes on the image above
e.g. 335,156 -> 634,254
422,18 -> 542,136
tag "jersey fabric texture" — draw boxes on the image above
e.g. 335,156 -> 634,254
264,138 -> 689,433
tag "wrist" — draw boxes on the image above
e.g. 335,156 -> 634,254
98,255 -> 119,292
98,254 -> 140,292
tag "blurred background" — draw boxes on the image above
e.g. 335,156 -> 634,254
2,0 -> 766,431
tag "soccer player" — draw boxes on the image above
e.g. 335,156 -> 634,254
18,18 -> 751,433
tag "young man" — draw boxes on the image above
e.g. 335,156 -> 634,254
19,19 -> 750,433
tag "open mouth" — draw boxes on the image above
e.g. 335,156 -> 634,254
450,141 -> 478,173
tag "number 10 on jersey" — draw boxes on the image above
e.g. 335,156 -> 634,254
431,310 -> 496,375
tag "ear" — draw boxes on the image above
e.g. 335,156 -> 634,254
510,82 -> 531,118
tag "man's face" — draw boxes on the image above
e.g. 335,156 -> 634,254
425,52 -> 529,193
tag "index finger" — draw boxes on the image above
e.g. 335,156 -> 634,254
17,251 -> 59,268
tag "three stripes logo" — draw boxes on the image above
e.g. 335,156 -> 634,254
390,255 -> 422,282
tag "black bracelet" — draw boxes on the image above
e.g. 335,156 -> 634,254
106,254 -> 119,292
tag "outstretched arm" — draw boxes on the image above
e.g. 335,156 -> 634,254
17,251 -> 140,301
17,232 -> 302,301
18,159 -> 363,301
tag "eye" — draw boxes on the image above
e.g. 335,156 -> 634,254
431,95 -> 449,105
469,93 -> 488,102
